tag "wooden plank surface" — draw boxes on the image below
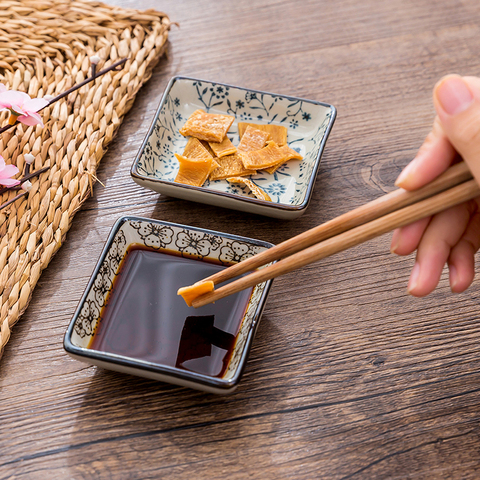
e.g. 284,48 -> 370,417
2,0 -> 480,478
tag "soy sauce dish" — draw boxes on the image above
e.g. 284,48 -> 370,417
64,216 -> 274,394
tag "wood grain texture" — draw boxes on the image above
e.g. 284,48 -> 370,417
2,0 -> 480,478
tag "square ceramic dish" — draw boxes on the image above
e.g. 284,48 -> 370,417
131,76 -> 336,219
64,216 -> 274,394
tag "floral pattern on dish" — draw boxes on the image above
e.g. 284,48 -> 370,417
133,77 -> 335,215
71,218 -> 267,348
67,217 -> 274,391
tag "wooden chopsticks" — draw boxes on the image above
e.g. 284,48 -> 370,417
189,161 -> 477,308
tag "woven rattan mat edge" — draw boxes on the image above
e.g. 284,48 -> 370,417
0,0 -> 171,359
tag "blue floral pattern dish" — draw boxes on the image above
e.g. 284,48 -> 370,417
64,216 -> 274,394
131,76 -> 336,219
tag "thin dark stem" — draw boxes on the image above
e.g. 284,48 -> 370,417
0,166 -> 49,196
42,57 -> 128,109
0,57 -> 128,135
0,57 -> 128,211
22,165 -> 48,182
0,191 -> 26,211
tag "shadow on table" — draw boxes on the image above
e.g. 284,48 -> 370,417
65,313 -> 283,478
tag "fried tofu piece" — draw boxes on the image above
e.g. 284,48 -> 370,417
263,163 -> 284,175
200,140 -> 216,157
208,158 -> 220,176
227,177 -> 272,201
208,136 -> 237,158
183,137 -> 214,160
237,126 -> 270,152
180,109 -> 235,143
177,281 -> 215,307
238,123 -> 288,146
209,152 -> 256,181
241,141 -> 297,170
174,153 -> 213,186
181,138 -> 219,179
262,145 -> 303,174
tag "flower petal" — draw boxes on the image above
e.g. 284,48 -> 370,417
0,177 -> 20,187
23,97 -> 49,112
0,90 -> 29,107
0,93 -> 11,109
0,163 -> 20,177
18,112 -> 44,127
10,106 -> 26,116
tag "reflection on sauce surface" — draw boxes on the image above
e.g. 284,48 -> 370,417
89,245 -> 252,378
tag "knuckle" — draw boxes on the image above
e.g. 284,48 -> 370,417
432,116 -> 445,136
466,199 -> 478,216
453,115 -> 480,147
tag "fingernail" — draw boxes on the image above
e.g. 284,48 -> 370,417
390,229 -> 400,254
407,262 -> 420,293
449,264 -> 458,291
436,76 -> 474,116
395,160 -> 416,187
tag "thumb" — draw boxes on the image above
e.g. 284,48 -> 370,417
434,75 -> 480,184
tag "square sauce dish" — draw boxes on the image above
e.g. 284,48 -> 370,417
64,216 -> 274,394
131,76 -> 336,219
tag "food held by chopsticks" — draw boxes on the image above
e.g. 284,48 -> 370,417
177,161 -> 478,308
177,281 -> 214,307
174,109 -> 303,197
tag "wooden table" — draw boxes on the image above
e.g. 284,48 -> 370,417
2,1 -> 480,478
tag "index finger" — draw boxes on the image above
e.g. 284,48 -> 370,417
395,116 -> 457,191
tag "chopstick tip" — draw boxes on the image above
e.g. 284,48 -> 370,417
177,281 -> 215,307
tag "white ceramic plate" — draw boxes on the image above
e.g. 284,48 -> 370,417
131,76 -> 336,219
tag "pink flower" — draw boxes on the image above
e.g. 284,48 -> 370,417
0,155 -> 19,187
0,87 -> 48,126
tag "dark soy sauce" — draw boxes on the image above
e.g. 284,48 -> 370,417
89,245 -> 253,378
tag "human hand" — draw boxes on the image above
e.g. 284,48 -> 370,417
390,75 -> 480,296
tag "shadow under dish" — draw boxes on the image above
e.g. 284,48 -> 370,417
88,245 -> 252,378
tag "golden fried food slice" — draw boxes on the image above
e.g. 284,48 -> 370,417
208,136 -> 237,157
183,137 -> 213,160
180,109 -> 235,143
263,145 -> 303,174
200,140 -> 216,157
177,281 -> 215,307
181,138 -> 219,177
241,141 -> 295,170
263,163 -> 283,174
209,152 -> 256,181
238,123 -> 288,146
208,158 -> 220,176
237,126 -> 270,152
174,153 -> 213,187
227,177 -> 272,201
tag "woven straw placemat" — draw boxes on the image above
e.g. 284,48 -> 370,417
0,0 -> 170,359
